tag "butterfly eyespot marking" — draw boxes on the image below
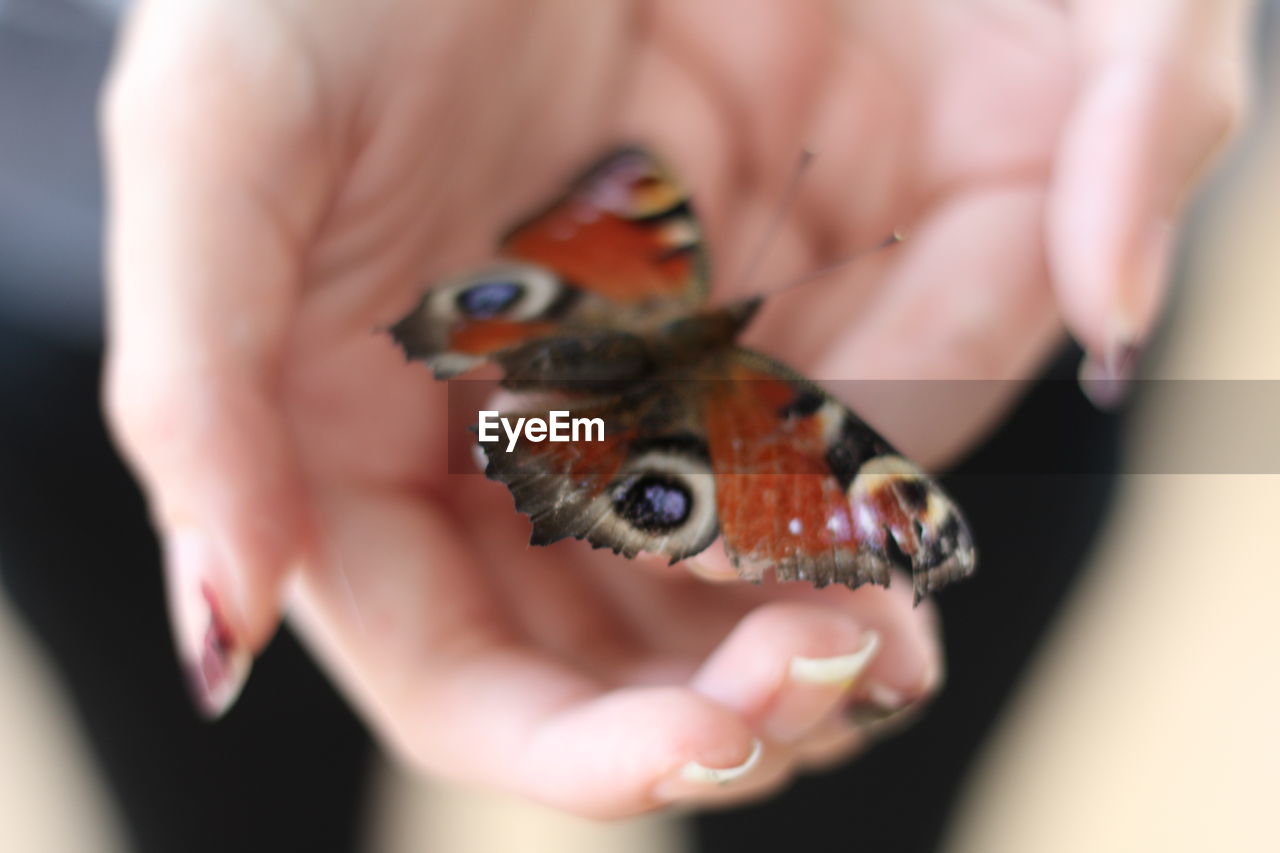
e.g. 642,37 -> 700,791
881,531 -> 913,570
392,147 -> 976,600
429,262 -> 563,324
895,478 -> 930,513
847,454 -> 976,601
611,474 -> 691,531
456,280 -> 523,318
849,455 -> 958,535
848,455 -> 933,516
604,447 -> 719,557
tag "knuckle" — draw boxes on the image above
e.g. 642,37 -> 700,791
103,359 -> 178,457
103,356 -> 224,471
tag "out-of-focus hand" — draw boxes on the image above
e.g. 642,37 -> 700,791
102,0 -> 1251,817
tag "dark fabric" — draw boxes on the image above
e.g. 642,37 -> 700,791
693,352 -> 1123,853
0,318 -> 374,853
0,0 -> 116,343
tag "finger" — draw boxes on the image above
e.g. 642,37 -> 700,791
646,0 -> 836,180
290,487 -> 767,819
690,602 -> 879,744
101,4 -> 329,716
687,575 -> 939,750
1052,0 -> 1252,401
793,663 -> 934,772
585,540 -> 941,706
778,577 -> 943,717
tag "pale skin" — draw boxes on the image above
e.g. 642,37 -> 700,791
103,0 -> 1251,818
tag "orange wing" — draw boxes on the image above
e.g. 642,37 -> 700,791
391,147 -> 708,378
703,351 -> 976,602
502,147 -> 709,304
477,349 -> 976,602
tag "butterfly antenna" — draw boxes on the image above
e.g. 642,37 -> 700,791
736,148 -> 817,297
770,228 -> 905,296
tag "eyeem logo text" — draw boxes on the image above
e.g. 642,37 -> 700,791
478,410 -> 605,452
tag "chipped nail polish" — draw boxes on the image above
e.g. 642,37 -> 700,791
789,630 -> 881,686
186,583 -> 251,718
166,529 -> 252,719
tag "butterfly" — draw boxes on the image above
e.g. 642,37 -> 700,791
390,147 -> 975,603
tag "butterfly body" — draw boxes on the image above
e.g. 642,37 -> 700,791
391,148 -> 975,603
491,299 -> 762,392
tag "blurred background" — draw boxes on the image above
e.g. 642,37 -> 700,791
1,2 -> 1278,852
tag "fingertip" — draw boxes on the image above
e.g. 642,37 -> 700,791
520,686 -> 762,818
119,379 -> 310,717
691,602 -> 869,712
778,579 -> 942,711
686,601 -> 892,751
1049,53 -> 1230,362
675,738 -> 764,786
164,527 -> 257,718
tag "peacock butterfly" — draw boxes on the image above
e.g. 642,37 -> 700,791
390,147 -> 975,603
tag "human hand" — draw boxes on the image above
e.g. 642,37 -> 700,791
102,0 -> 1250,816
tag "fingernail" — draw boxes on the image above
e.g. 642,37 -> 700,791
165,529 -> 252,719
847,682 -> 913,725
1078,340 -> 1141,410
848,654 -> 941,730
1080,215 -> 1171,410
846,660 -> 943,735
678,739 -> 763,786
765,632 -> 882,743
789,630 -> 880,685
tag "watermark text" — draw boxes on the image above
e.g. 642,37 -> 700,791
478,410 -> 605,452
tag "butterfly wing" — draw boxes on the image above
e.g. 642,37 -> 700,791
398,147 -> 975,601
390,147 -> 709,378
479,383 -> 721,561
479,349 -> 975,602
501,146 -> 709,304
702,350 -> 976,603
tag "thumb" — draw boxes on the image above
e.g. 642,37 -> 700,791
1049,0 -> 1253,406
101,4 -> 330,717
